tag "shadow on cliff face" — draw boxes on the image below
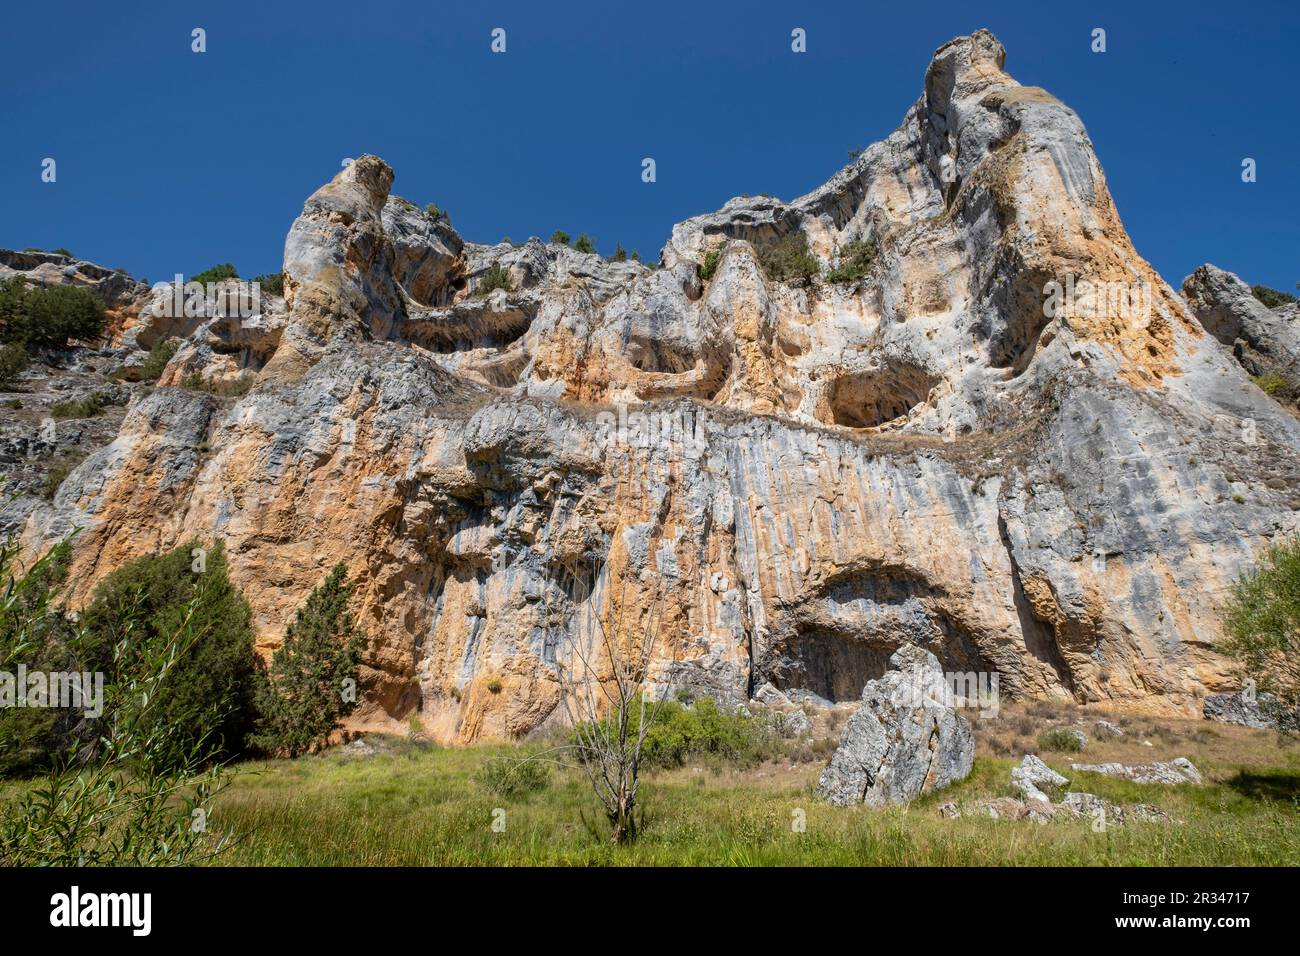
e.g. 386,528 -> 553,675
761,564 -> 990,703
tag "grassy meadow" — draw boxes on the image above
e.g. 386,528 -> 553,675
201,705 -> 1300,866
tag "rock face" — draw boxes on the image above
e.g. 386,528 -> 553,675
10,29 -> 1300,742
1203,689 -> 1300,730
1182,265 -> 1300,386
817,645 -> 974,806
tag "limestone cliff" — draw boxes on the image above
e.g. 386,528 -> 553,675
16,30 -> 1300,741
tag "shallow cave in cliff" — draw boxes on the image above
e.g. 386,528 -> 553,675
823,363 -> 940,429
768,632 -> 898,703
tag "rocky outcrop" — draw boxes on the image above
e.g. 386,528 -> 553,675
11,29 -> 1300,742
1011,754 -> 1068,802
1182,264 -> 1300,387
1070,757 -> 1202,785
1203,689 -> 1300,730
817,645 -> 975,806
0,248 -> 152,345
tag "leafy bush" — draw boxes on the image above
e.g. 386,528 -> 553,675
574,697 -> 776,771
1221,535 -> 1300,712
612,243 -> 628,262
0,540 -> 232,863
1037,728 -> 1084,753
826,239 -> 877,283
0,341 -> 27,387
190,263 -> 239,285
476,755 -> 550,798
425,203 -> 450,224
0,279 -> 106,350
254,272 -> 285,297
1251,370 -> 1298,403
130,337 -> 181,383
754,234 -> 819,283
699,249 -> 721,281
0,540 -> 77,777
248,564 -> 362,757
549,230 -> 570,246
573,234 -> 597,254
474,263 -> 514,298
49,393 -> 105,419
1251,285 -> 1298,310
78,540 -> 260,770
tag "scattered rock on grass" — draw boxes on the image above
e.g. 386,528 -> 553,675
817,645 -> 974,807
1070,757 -> 1201,785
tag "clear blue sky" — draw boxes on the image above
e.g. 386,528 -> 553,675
1,0 -> 1295,292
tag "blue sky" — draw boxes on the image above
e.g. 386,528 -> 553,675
1,0 -> 1296,293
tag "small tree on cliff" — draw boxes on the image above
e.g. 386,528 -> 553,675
1221,535 -> 1300,714
249,564 -> 363,757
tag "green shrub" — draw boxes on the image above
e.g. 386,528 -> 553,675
254,272 -> 285,297
0,540 -> 77,777
754,233 -> 819,283
0,279 -> 106,350
826,239 -> 877,283
1250,370 -> 1298,403
51,248 -> 73,258
0,540 -> 233,863
78,540 -> 260,770
1037,728 -> 1084,753
474,263 -> 513,298
190,263 -> 239,285
485,677 -> 503,694
1221,535 -> 1300,712
549,230 -> 570,246
699,249 -> 721,281
1251,285 -> 1298,310
248,564 -> 362,757
477,755 -> 550,798
132,337 -> 181,383
574,697 -> 776,771
612,243 -> 628,262
49,393 -> 105,419
573,234 -> 597,254
425,203 -> 450,224
0,342 -> 27,387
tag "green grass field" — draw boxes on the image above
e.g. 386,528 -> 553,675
205,714 -> 1300,866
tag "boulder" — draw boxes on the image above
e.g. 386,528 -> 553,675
1061,792 -> 1124,824
1093,719 -> 1125,738
1011,754 -> 1068,802
1204,689 -> 1300,731
979,797 -> 1029,821
817,645 -> 974,807
1070,757 -> 1202,785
